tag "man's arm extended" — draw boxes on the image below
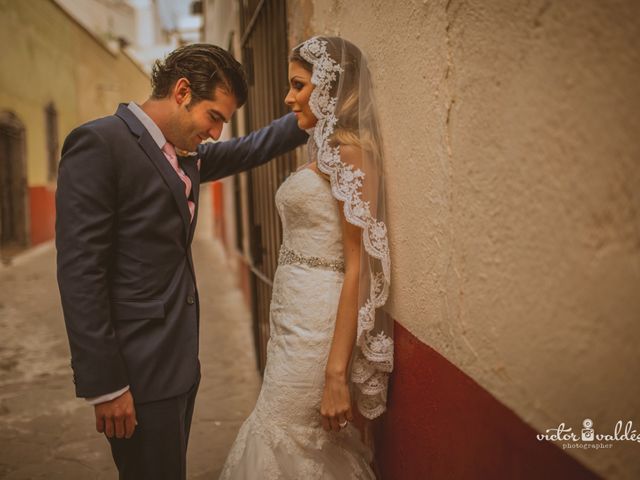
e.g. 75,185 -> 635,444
197,112 -> 308,183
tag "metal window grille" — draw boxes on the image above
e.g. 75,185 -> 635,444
238,0 -> 298,373
45,102 -> 59,182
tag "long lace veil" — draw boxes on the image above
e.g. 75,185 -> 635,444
292,36 -> 393,422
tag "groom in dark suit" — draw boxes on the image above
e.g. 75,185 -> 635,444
55,44 -> 307,479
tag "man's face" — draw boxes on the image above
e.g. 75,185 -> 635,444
168,85 -> 237,152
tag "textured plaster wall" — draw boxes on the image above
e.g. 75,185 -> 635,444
291,0 -> 640,477
202,0 -> 245,250
0,0 -> 149,187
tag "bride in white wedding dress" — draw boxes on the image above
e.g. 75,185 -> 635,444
219,36 -> 393,480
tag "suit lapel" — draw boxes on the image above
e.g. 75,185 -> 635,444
139,135 -> 192,242
180,156 -> 200,244
115,105 -> 191,243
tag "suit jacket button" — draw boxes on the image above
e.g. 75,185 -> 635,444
187,295 -> 195,305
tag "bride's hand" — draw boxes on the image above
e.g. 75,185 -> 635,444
320,372 -> 354,432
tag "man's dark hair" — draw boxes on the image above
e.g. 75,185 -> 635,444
151,43 -> 248,107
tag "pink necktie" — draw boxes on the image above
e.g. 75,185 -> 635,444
162,142 -> 195,222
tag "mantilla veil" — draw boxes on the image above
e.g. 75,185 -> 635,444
291,36 -> 393,421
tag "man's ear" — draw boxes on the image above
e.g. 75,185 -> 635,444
173,78 -> 191,106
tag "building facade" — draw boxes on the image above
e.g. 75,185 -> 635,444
0,0 -> 150,260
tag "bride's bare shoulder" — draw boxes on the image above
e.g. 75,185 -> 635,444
338,143 -> 364,169
307,143 -> 363,179
307,161 -> 330,181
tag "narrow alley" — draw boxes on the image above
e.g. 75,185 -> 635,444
0,238 -> 261,479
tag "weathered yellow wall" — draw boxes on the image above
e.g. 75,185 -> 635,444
0,0 -> 149,187
289,0 -> 640,478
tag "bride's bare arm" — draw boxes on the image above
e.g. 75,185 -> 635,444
320,207 -> 361,432
325,213 -> 361,380
320,145 -> 363,432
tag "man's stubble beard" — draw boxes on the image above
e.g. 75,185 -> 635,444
168,114 -> 196,152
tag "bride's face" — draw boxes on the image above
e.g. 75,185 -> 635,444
285,61 -> 317,130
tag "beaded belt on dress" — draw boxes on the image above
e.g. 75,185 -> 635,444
278,245 -> 345,272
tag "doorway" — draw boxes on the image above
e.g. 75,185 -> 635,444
0,111 -> 29,262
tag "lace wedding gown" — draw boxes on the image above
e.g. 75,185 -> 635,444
218,167 -> 376,479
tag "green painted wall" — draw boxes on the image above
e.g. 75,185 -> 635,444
0,0 -> 150,187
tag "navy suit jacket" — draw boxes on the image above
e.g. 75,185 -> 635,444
55,104 -> 307,403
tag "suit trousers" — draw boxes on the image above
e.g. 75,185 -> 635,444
107,374 -> 200,480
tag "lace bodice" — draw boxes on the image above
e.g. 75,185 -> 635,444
276,168 -> 343,262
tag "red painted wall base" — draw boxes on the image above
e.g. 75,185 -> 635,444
211,181 -> 226,249
374,320 -> 600,480
29,186 -> 56,245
